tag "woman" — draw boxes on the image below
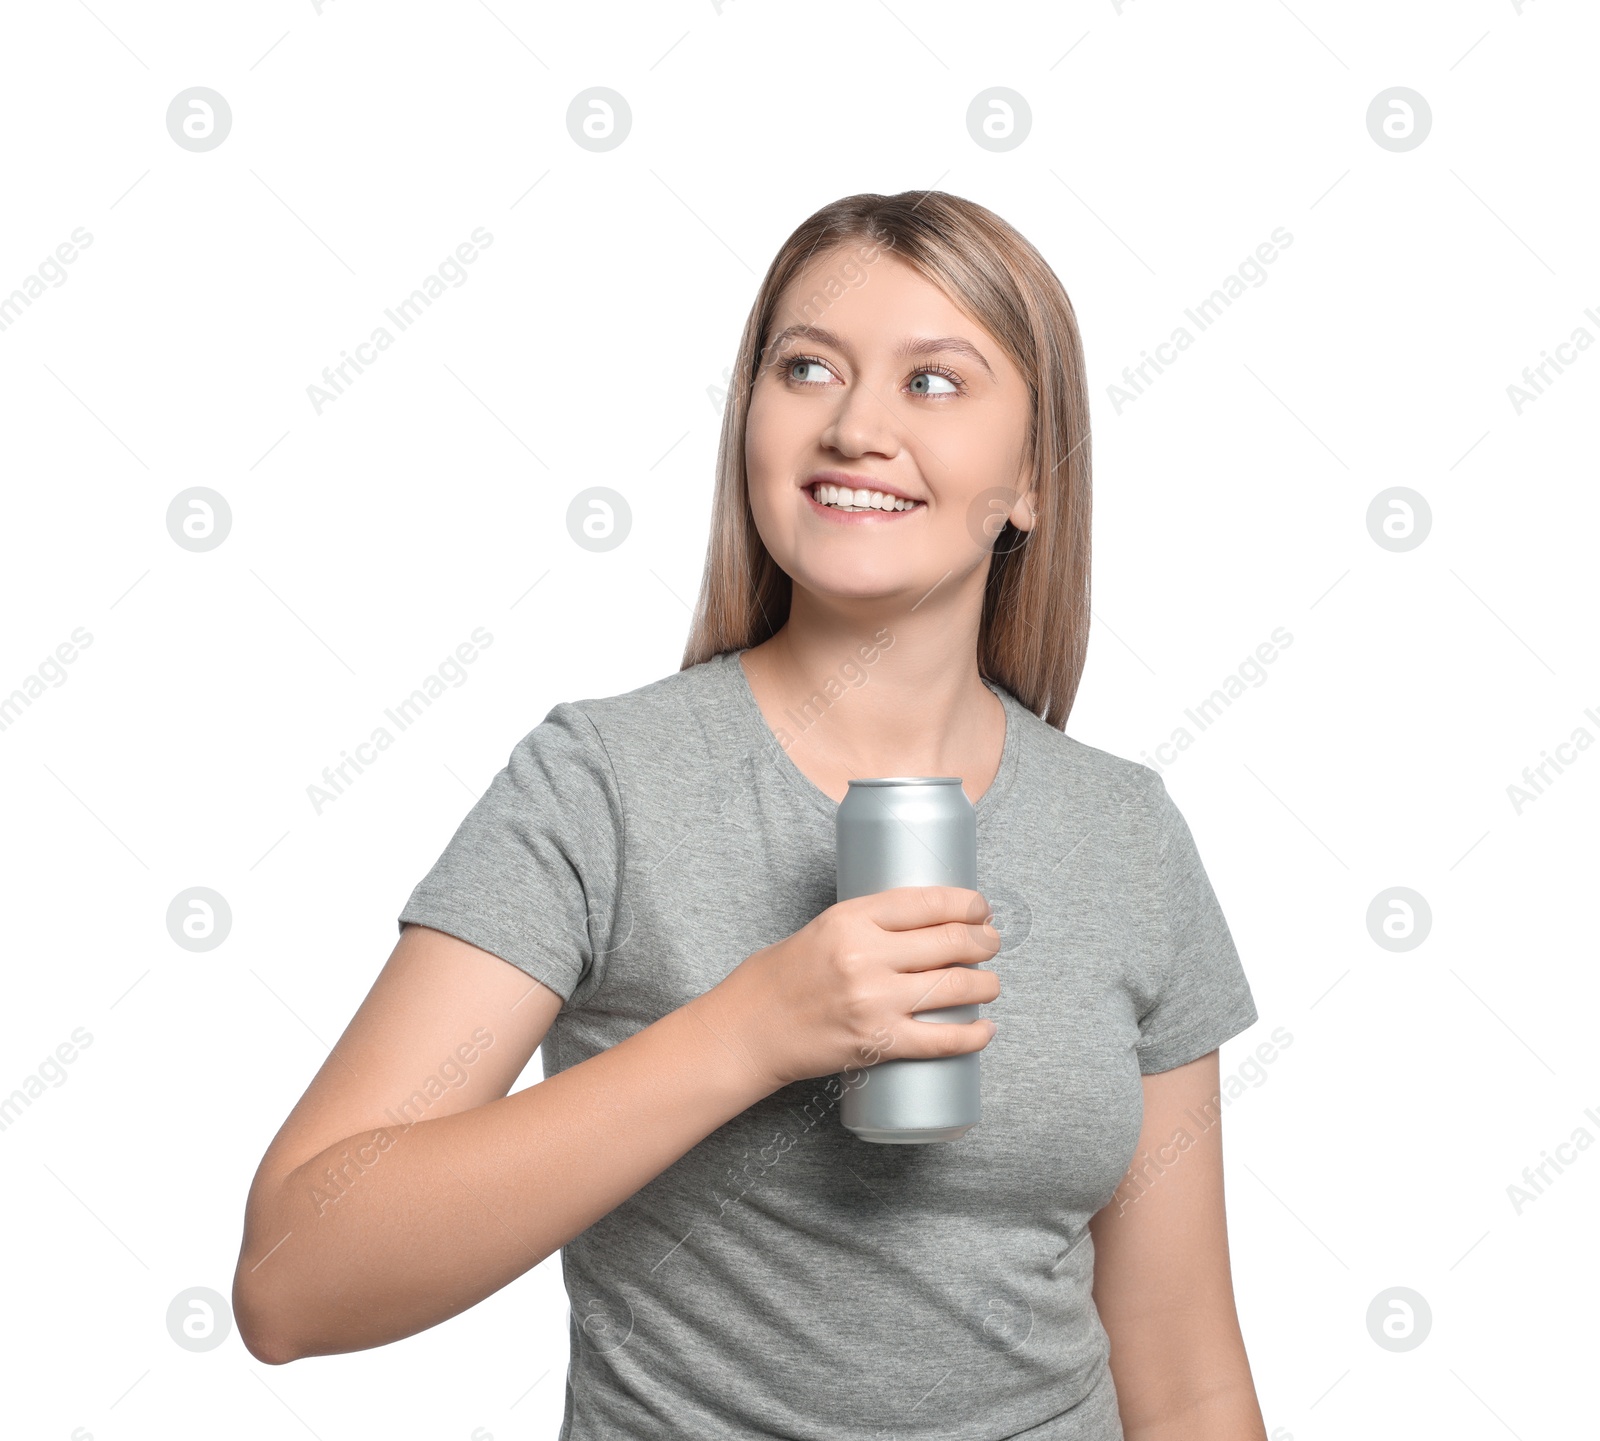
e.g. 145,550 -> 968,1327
233,191 -> 1269,1440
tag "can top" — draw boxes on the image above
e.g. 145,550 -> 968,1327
845,776 -> 963,787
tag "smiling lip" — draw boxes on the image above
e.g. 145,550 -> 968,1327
803,486 -> 925,524
803,471 -> 924,506
802,472 -> 927,524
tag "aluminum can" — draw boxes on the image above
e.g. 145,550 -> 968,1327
835,776 -> 982,1144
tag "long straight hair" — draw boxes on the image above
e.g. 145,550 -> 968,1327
679,190 -> 1092,731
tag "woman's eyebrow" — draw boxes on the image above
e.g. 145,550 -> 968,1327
767,323 -> 996,381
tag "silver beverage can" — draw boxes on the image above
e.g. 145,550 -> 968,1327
835,777 -> 982,1144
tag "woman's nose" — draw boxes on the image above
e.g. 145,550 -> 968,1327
817,378 -> 901,458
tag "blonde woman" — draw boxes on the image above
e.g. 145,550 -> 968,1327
234,190 -> 1268,1440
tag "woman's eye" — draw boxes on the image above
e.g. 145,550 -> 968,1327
910,370 -> 959,396
786,358 -> 831,385
779,355 -> 960,396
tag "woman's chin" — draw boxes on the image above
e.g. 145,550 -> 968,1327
786,562 -> 946,606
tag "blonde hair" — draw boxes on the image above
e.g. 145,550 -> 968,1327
680,190 -> 1092,730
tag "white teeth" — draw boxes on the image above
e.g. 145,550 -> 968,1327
811,483 -> 919,512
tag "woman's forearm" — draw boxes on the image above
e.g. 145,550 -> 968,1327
234,987 -> 770,1363
1121,1379 -> 1269,1441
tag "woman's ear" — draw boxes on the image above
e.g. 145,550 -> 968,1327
1009,475 -> 1039,534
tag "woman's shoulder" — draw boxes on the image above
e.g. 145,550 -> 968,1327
544,652 -> 739,766
563,651 -> 727,715
1007,698 -> 1163,815
1044,729 -> 1158,794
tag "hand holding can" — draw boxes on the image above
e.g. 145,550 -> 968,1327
835,777 -> 993,1143
706,884 -> 1000,1103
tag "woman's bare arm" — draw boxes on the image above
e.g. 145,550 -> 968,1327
231,922 -> 772,1365
1087,1051 -> 1269,1441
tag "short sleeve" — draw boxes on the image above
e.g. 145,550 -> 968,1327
1135,776 -> 1258,1074
397,701 -> 624,1004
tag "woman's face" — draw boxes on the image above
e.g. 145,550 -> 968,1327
744,247 -> 1036,609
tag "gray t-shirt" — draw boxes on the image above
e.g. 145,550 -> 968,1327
398,648 -> 1258,1441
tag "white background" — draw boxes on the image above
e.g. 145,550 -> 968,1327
2,1 -> 1595,1438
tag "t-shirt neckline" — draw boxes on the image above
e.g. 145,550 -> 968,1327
718,647 -> 1024,829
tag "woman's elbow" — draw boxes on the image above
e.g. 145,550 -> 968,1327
232,1263 -> 302,1366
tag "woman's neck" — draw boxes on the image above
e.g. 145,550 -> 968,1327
737,626 -> 1006,806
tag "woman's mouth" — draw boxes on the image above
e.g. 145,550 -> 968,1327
805,481 -> 925,521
